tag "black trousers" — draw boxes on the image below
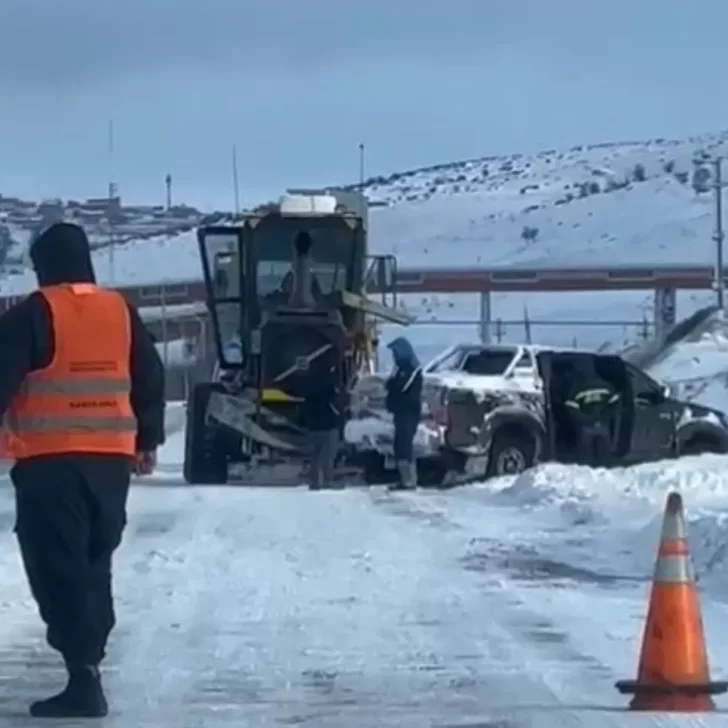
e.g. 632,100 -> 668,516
11,454 -> 131,667
393,415 -> 418,461
575,420 -> 612,466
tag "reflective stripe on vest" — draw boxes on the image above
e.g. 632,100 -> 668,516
18,377 -> 132,395
2,284 -> 136,460
10,415 -> 137,433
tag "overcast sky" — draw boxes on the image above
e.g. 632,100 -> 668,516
0,0 -> 726,209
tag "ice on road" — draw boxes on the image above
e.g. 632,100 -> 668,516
0,423 -> 727,724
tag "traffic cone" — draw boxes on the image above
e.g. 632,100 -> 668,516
616,491 -> 728,711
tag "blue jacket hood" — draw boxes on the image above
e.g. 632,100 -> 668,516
387,336 -> 419,368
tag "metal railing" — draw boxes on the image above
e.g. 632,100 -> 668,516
407,317 -> 653,346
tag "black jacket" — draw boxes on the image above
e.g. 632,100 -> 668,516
302,363 -> 344,432
385,365 -> 423,420
0,223 -> 166,452
564,377 -> 618,419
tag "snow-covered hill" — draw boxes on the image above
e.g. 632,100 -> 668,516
2,129 -> 727,350
649,312 -> 728,412
358,131 -> 725,266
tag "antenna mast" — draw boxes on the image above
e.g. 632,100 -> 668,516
232,145 -> 240,214
107,119 -> 116,285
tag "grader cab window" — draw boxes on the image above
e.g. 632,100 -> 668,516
202,233 -> 239,296
198,214 -> 364,371
252,216 -> 357,300
198,230 -> 245,367
213,251 -> 234,295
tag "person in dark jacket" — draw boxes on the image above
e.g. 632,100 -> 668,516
385,337 -> 423,489
302,357 -> 344,490
563,362 -> 618,466
0,223 -> 165,718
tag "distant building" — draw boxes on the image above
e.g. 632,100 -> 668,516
0,188 -> 207,253
83,196 -> 122,222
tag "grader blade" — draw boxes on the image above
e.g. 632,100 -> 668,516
207,391 -> 300,452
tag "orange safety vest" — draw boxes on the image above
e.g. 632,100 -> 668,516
2,283 -> 137,460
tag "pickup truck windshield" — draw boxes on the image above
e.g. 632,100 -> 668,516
461,350 -> 515,375
426,346 -> 516,375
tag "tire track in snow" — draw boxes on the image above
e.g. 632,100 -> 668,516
0,479 -> 719,726
113,484 -> 648,727
0,481 -> 191,722
177,488 -> 522,727
369,488 -> 728,726
97,486 -> 547,726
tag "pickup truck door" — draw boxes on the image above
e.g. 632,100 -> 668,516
626,365 -> 677,463
534,351 -> 556,461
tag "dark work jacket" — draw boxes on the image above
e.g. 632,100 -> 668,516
564,377 -> 618,420
0,223 -> 166,452
302,374 -> 344,432
385,365 -> 423,421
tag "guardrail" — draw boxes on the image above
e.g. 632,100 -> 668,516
405,317 -> 653,346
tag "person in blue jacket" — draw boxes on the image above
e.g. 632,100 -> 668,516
385,337 -> 423,489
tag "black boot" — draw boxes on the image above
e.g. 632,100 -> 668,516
30,665 -> 108,718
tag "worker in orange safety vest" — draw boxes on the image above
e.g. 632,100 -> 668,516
0,222 -> 164,718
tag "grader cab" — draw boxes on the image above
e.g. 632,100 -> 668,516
183,190 -> 412,485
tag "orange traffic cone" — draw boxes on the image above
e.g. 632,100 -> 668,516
616,491 -> 727,711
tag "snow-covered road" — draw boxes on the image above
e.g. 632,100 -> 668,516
0,423 -> 727,724
0,450 -> 727,725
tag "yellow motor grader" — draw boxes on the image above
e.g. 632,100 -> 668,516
182,189 -> 412,485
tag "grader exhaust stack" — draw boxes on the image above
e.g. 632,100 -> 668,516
289,232 -> 317,308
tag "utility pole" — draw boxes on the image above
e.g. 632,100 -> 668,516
523,304 -> 532,344
714,157 -> 725,310
694,155 -> 725,310
358,143 -> 365,187
161,282 -> 169,371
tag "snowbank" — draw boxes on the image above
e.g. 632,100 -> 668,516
462,454 -> 728,596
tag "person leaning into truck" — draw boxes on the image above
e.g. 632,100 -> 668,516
564,363 -> 619,466
385,337 -> 423,489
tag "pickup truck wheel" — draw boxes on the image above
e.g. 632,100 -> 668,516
681,434 -> 725,456
487,430 -> 536,478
